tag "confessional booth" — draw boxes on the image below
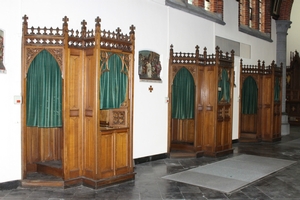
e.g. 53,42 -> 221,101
168,45 -> 235,157
21,15 -> 135,188
239,60 -> 282,142
286,51 -> 300,125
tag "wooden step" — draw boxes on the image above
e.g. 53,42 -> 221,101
22,172 -> 64,188
36,160 -> 63,178
22,179 -> 64,188
239,132 -> 260,143
169,151 -> 198,158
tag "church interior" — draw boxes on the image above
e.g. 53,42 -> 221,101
1,0 -> 300,199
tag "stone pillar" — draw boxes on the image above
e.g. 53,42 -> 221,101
276,20 -> 292,136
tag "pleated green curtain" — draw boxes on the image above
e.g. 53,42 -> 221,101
100,54 -> 128,109
274,77 -> 280,101
218,69 -> 230,102
172,67 -> 195,119
26,50 -> 62,127
242,76 -> 258,114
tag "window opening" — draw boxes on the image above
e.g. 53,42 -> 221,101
205,0 -> 210,11
258,0 -> 262,31
0,30 -> 6,73
249,0 -> 253,28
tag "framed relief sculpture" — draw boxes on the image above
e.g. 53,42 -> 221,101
138,50 -> 162,81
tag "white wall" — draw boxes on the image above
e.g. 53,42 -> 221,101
287,1 -> 300,63
0,0 -> 278,183
0,0 -> 22,184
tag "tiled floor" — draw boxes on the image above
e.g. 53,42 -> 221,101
1,127 -> 300,200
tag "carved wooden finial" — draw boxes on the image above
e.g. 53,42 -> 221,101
62,16 -> 69,25
170,45 -> 174,57
95,16 -> 101,26
257,60 -> 260,70
130,25 -> 135,34
116,27 -> 121,34
81,20 -> 87,28
23,15 -> 28,24
22,15 -> 29,34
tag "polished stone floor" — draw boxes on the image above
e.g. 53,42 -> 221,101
1,127 -> 300,200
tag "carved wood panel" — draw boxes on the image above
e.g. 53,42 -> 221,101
115,130 -> 129,175
171,119 -> 195,143
99,132 -> 114,179
64,48 -> 83,180
25,47 -> 63,75
83,48 -> 97,179
25,127 -> 62,170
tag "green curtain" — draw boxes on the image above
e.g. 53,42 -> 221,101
100,54 -> 128,109
218,69 -> 230,102
242,76 -> 258,114
274,77 -> 280,101
172,67 -> 195,119
26,50 -> 62,127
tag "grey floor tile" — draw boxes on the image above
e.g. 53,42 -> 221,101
3,126 -> 300,199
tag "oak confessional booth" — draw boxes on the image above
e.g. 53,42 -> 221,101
168,45 -> 235,157
239,60 -> 282,142
286,51 -> 300,125
21,15 -> 135,188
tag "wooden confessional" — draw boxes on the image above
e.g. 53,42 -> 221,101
239,60 -> 282,142
286,51 -> 300,125
168,45 -> 234,157
21,15 -> 135,188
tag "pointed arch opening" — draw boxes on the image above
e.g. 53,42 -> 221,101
240,75 -> 259,141
172,67 -> 195,119
171,67 -> 196,147
100,53 -> 128,110
26,49 -> 62,127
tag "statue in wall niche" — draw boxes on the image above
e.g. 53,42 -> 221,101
138,50 -> 162,81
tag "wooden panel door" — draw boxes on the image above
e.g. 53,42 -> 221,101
260,76 -> 272,141
83,48 -> 98,179
195,67 -> 204,151
63,48 -> 83,180
202,66 -> 217,156
216,104 -> 232,152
